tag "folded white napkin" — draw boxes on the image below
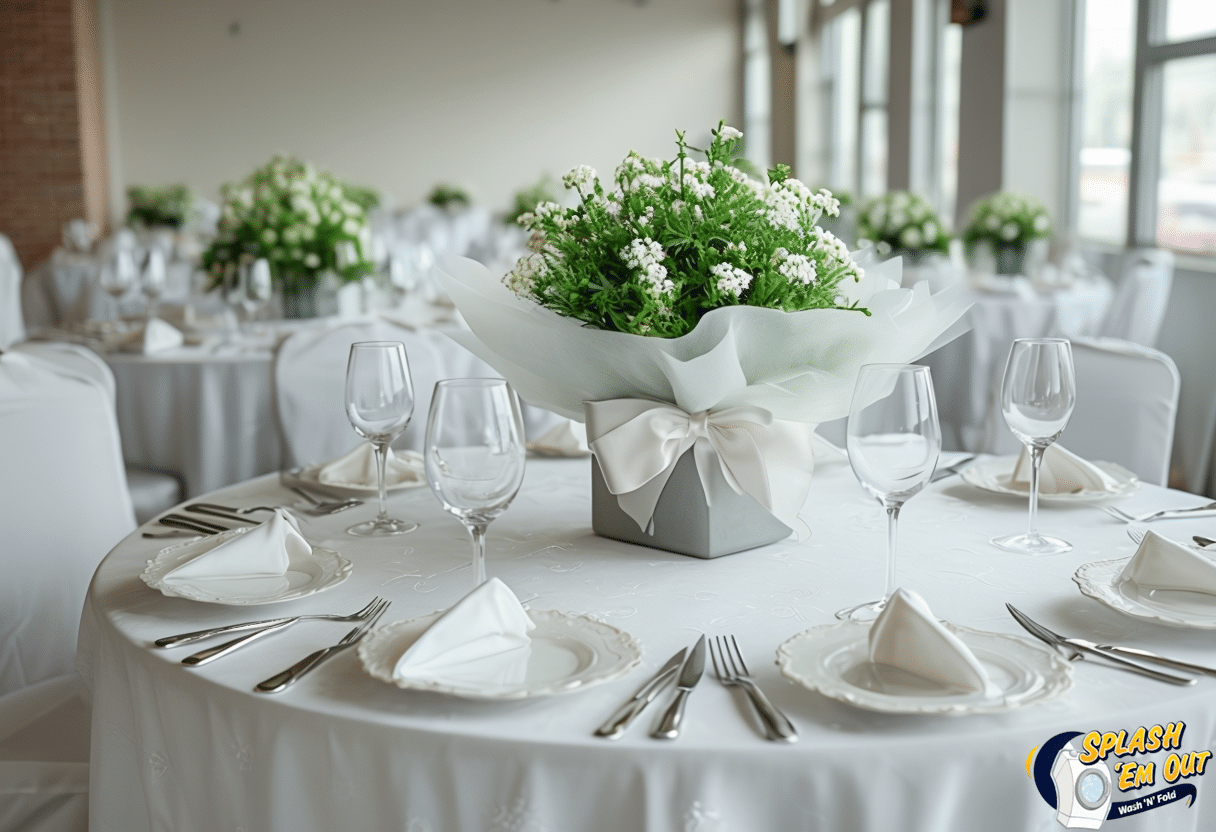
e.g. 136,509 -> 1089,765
1010,444 -> 1121,494
121,317 -> 184,354
164,509 -> 306,586
317,444 -> 424,489
868,588 -> 994,695
526,420 -> 590,457
1118,530 -> 1216,596
393,577 -> 535,686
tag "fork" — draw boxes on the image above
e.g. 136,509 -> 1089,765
1128,527 -> 1212,551
254,598 -> 391,693
290,486 -> 363,515
1104,502 -> 1216,523
709,636 -> 798,743
155,597 -> 387,648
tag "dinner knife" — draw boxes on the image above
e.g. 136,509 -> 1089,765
594,647 -> 686,740
1006,604 -> 1195,686
652,635 -> 706,740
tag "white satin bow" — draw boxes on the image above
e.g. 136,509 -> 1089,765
583,399 -> 818,536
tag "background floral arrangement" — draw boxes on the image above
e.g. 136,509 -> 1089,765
201,155 -> 374,292
505,123 -> 865,338
428,183 -> 472,210
962,191 -> 1051,250
857,191 -> 950,258
126,184 -> 193,229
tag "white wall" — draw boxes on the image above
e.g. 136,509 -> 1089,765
101,0 -> 740,216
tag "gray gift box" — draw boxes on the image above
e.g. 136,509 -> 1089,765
590,449 -> 793,559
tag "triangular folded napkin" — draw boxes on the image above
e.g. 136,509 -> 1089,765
1118,530 -> 1216,596
317,444 -> 424,489
868,588 -> 995,695
164,509 -> 306,584
121,317 -> 184,354
1010,444 -> 1122,495
526,420 -> 590,457
393,577 -> 535,686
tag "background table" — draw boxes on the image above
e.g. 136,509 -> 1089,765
79,456 -> 1216,832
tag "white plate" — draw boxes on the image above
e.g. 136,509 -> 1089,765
298,451 -> 427,495
960,456 -> 1138,502
141,528 -> 352,605
1074,557 -> 1216,629
776,622 -> 1072,715
358,609 -> 642,700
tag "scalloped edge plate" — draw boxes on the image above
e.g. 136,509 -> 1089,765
776,621 -> 1073,715
358,609 -> 642,700
140,528 -> 351,605
1074,557 -> 1216,629
960,456 -> 1138,502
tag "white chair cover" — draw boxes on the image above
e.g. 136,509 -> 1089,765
0,351 -> 136,695
1062,337 -> 1180,487
9,341 -> 183,523
1099,248 -> 1174,347
0,674 -> 89,832
0,234 -> 23,348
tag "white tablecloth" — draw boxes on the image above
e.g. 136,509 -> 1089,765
924,276 -> 1112,453
79,458 -> 1216,831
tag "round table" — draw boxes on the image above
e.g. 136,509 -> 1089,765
78,457 -> 1216,832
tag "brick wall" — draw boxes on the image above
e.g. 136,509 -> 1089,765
0,0 -> 87,271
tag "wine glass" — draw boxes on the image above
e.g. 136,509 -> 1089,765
991,338 -> 1076,555
239,257 -> 272,329
424,379 -> 526,587
344,342 -> 419,536
837,364 -> 941,622
140,247 -> 167,320
99,248 -> 137,314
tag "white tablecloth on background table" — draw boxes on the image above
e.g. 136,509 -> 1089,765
78,457 -> 1216,832
924,276 -> 1113,453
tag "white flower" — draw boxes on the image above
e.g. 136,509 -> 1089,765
693,205 -> 704,222
922,221 -> 938,242
899,227 -> 923,250
889,211 -> 907,230
1033,214 -> 1050,233
683,173 -> 715,200
304,253 -> 320,268
1000,222 -> 1019,241
620,237 -> 672,298
985,214 -> 1001,231
503,251 -> 547,298
261,228 -> 277,245
719,125 -> 743,141
562,165 -> 598,197
876,240 -> 893,256
777,253 -> 817,285
342,218 -> 359,235
710,263 -> 753,297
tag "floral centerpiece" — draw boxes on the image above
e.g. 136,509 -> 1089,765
428,183 -> 472,211
127,184 -> 193,229
962,191 -> 1051,276
857,191 -> 950,263
438,124 -> 968,557
201,155 -> 374,317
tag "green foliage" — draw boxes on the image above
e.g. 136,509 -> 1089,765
126,184 -> 192,229
504,123 -> 865,338
200,155 -> 374,291
428,183 -> 471,210
857,191 -> 950,256
342,182 -> 381,213
505,178 -> 559,227
963,191 -> 1051,249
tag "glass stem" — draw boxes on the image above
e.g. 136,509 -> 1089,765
468,522 -> 488,587
884,503 -> 900,601
1028,443 -> 1044,540
374,441 -> 390,522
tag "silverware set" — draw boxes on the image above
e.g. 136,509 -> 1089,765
141,485 -> 365,539
1103,501 -> 1216,523
595,634 -> 797,743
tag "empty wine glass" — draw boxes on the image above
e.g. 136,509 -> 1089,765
992,338 -> 1076,555
239,258 -> 272,329
141,247 -> 167,320
837,364 -> 941,622
100,248 -> 136,306
424,379 -> 526,587
344,341 -> 418,536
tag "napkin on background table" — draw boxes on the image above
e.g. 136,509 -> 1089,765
393,577 -> 535,686
868,588 -> 995,695
1010,444 -> 1122,494
120,317 -> 184,354
163,509 -> 306,585
1118,530 -> 1216,596
526,419 -> 590,457
317,444 -> 425,488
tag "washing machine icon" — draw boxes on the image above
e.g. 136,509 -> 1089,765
1051,741 -> 1113,829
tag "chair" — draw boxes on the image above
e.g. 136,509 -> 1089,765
10,341 -> 184,523
0,234 -> 24,348
1061,337 -> 1180,487
0,674 -> 89,832
1099,248 -> 1174,348
0,349 -> 136,695
274,320 -> 564,468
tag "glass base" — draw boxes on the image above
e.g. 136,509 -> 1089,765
835,598 -> 887,622
991,532 -> 1072,555
346,517 -> 418,537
